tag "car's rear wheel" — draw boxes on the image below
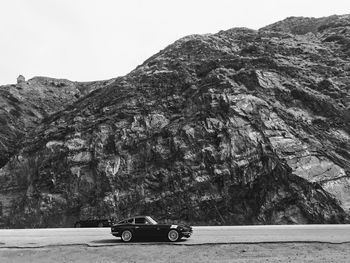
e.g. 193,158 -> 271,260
121,230 -> 133,242
168,229 -> 179,242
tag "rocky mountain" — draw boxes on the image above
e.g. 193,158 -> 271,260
0,14 -> 349,227
0,76 -> 115,168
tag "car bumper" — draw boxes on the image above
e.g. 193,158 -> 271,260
180,231 -> 192,238
111,231 -> 121,237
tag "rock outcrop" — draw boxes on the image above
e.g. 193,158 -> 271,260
0,77 -> 114,168
16,75 -> 25,84
0,15 -> 349,227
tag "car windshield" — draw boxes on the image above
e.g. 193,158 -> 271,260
146,216 -> 158,225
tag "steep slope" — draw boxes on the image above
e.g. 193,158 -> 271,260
0,76 -> 114,168
0,15 -> 349,227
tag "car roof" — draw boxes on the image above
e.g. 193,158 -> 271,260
121,215 -> 151,221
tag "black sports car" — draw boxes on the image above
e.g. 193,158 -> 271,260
111,216 -> 192,242
74,219 -> 111,228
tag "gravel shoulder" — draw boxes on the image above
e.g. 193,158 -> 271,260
1,243 -> 350,263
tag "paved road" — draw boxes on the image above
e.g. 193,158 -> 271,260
1,225 -> 350,248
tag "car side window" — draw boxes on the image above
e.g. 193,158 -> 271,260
135,218 -> 147,224
127,218 -> 134,224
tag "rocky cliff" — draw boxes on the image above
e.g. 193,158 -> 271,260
0,77 -> 114,168
0,14 -> 349,227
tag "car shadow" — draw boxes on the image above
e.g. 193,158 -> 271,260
91,239 -> 121,244
91,238 -> 188,244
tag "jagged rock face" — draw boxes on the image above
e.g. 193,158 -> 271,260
0,15 -> 350,227
0,77 -> 114,168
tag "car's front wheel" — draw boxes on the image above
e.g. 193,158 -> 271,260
121,230 -> 133,242
167,229 -> 179,242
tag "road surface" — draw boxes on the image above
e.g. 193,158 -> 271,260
1,225 -> 350,248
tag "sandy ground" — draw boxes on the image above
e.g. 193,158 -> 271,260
1,243 -> 350,263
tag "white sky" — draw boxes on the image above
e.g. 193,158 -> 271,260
0,0 -> 349,85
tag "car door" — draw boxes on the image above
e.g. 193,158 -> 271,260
144,217 -> 163,238
152,224 -> 164,238
134,217 -> 158,238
